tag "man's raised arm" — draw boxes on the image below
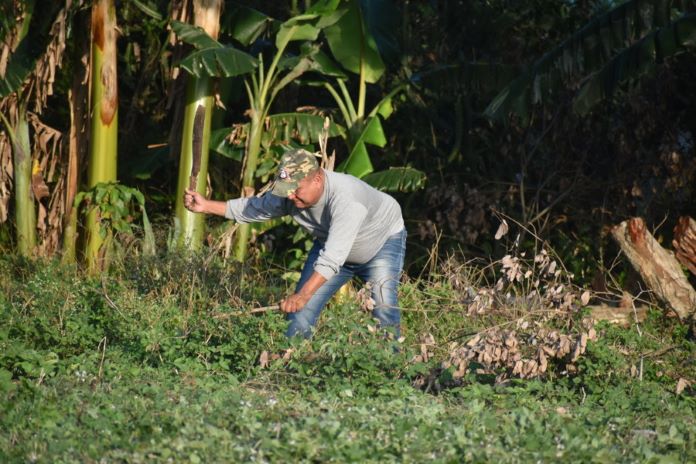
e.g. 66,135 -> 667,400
183,189 -> 227,216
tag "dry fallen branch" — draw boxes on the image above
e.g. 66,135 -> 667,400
611,218 -> 696,321
673,216 -> 696,276
588,304 -> 648,327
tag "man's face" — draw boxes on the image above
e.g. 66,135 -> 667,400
287,171 -> 323,208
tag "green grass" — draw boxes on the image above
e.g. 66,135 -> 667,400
1,255 -> 695,463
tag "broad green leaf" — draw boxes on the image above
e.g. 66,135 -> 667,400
361,167 -> 427,192
337,116 -> 387,177
301,43 -> 347,78
266,113 -> 345,142
271,53 -> 315,98
276,22 -> 321,50
324,0 -> 385,83
376,97 -> 393,119
281,44 -> 348,79
211,114 -> 345,160
179,47 -> 257,78
250,217 -> 286,235
224,5 -> 273,46
358,0 -> 401,67
359,116 -> 387,146
210,128 -> 244,160
314,5 -> 347,29
132,190 -> 145,206
340,142 -> 373,178
171,21 -> 221,50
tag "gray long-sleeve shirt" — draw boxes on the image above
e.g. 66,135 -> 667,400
225,170 -> 404,280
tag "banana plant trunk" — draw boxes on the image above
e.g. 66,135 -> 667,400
232,109 -> 264,261
174,77 -> 214,249
11,106 -> 36,256
86,0 -> 119,272
173,0 -> 221,250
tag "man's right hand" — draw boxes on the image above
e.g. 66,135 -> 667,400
184,189 -> 207,213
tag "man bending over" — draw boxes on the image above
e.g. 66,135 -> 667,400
183,148 -> 406,339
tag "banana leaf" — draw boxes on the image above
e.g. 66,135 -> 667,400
171,21 -> 257,78
0,0 -> 61,98
323,0 -> 386,83
337,116 -> 386,177
573,13 -> 696,114
483,0 -> 694,121
362,167 -> 426,192
210,113 -> 345,159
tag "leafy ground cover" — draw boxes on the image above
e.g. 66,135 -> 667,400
1,254 -> 695,463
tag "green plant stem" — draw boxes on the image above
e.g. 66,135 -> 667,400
323,82 -> 352,126
2,107 -> 36,256
233,105 -> 264,262
336,79 -> 357,123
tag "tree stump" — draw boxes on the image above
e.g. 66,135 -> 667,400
611,218 -> 696,321
673,216 -> 696,276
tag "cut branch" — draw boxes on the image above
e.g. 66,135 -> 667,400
673,216 -> 696,276
588,304 -> 648,327
611,218 -> 696,321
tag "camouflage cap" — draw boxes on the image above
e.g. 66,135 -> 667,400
271,148 -> 320,197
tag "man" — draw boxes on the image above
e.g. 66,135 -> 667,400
183,148 -> 406,339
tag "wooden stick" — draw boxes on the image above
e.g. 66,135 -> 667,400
212,304 -> 280,320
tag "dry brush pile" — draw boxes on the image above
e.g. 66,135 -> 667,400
412,225 -> 598,386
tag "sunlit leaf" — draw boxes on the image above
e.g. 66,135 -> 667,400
210,128 -> 244,160
224,5 -> 273,46
171,21 -> 221,50
323,0 -> 386,83
276,21 -> 320,50
361,167 -> 427,192
337,116 -> 386,177
179,47 -> 257,78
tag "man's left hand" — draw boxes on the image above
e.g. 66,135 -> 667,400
280,293 -> 310,313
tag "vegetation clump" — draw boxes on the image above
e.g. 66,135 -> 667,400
1,251 -> 695,462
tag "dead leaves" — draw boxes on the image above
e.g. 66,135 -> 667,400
259,349 -> 295,368
356,282 -> 375,312
676,378 -> 690,395
442,321 -> 598,381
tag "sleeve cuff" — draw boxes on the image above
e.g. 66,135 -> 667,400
313,262 -> 338,281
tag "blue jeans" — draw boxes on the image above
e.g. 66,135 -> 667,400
286,229 -> 407,339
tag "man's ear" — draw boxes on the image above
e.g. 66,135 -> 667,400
312,170 -> 323,184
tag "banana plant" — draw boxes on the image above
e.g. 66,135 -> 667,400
314,0 -> 426,190
86,0 -> 119,272
170,0 -> 249,251
0,0 -> 64,257
174,0 -> 345,260
483,0 -> 696,120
